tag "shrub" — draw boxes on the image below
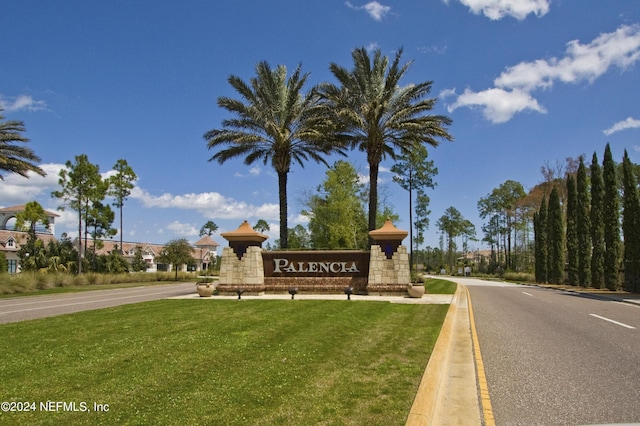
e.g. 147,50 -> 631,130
502,271 -> 535,283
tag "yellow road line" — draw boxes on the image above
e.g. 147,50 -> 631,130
465,286 -> 496,426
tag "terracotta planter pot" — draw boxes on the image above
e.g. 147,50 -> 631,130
407,284 -> 425,298
196,283 -> 215,297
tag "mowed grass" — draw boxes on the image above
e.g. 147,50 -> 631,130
0,299 -> 448,425
424,278 -> 457,294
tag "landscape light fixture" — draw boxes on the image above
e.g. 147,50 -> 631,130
288,287 -> 298,300
344,286 -> 353,300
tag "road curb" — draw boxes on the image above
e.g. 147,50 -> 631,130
529,283 -> 640,307
406,285 -> 481,425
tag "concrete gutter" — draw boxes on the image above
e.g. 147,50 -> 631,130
406,285 -> 482,425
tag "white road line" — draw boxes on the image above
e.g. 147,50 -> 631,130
522,292 -> 533,297
0,292 -> 177,315
0,287 -> 186,308
589,313 -> 636,329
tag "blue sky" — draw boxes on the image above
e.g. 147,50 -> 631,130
2,0 -> 640,251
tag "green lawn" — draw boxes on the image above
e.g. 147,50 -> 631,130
424,278 -> 457,294
0,299 -> 448,425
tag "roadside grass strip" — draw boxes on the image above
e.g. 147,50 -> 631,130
0,299 -> 447,425
424,278 -> 457,295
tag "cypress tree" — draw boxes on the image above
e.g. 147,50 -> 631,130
603,144 -> 620,290
576,157 -> 591,287
536,196 -> 548,283
590,152 -> 605,289
534,211 -> 540,282
547,187 -> 564,284
622,150 -> 640,292
566,174 -> 578,285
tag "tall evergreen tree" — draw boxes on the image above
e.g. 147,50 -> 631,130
590,152 -> 605,289
535,196 -> 548,283
52,154 -> 103,274
391,143 -> 438,270
622,150 -> 640,292
547,187 -> 564,284
576,157 -> 591,287
602,144 -> 620,290
566,175 -> 578,285
107,159 -> 137,254
477,180 -> 526,270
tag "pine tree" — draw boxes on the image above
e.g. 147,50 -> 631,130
534,196 -> 548,283
622,150 -> 640,292
566,175 -> 578,285
603,144 -> 620,290
590,152 -> 605,289
547,187 -> 564,284
576,157 -> 591,287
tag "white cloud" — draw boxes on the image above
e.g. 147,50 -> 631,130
345,1 -> 391,21
365,42 -> 380,52
604,117 -> 640,136
439,88 -> 457,99
495,25 -> 640,91
233,166 -> 261,178
0,94 -> 47,112
448,88 -> 546,123
165,221 -> 199,237
130,187 -> 279,220
50,209 -> 77,233
0,163 -> 63,204
446,25 -> 640,123
447,0 -> 550,20
292,214 -> 309,225
418,44 -> 448,55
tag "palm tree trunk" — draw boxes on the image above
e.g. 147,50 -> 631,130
278,171 -> 288,249
368,162 -> 379,236
408,169 -> 413,273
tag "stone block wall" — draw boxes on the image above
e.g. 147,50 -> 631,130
217,246 -> 265,293
217,245 -> 410,295
368,245 -> 410,285
366,245 -> 410,294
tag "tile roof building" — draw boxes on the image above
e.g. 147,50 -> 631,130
0,204 -> 221,273
0,204 -> 59,273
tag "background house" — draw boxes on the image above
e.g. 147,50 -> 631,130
1,204 -> 221,274
0,205 -> 58,273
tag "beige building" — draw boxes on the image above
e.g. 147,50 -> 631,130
86,236 -> 220,272
1,204 -> 220,273
0,205 -> 59,273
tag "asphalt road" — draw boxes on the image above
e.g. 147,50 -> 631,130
457,277 -> 640,426
0,283 -> 195,324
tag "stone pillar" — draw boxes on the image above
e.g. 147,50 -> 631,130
218,221 -> 268,294
367,218 -> 410,295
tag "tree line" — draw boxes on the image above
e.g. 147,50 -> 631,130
534,143 -> 640,292
51,154 -> 137,273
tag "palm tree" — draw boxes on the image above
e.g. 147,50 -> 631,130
317,47 -> 453,234
0,108 -> 45,180
204,61 -> 343,248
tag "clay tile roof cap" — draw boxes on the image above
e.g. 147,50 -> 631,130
368,218 -> 408,241
194,235 -> 220,247
220,220 -> 268,243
